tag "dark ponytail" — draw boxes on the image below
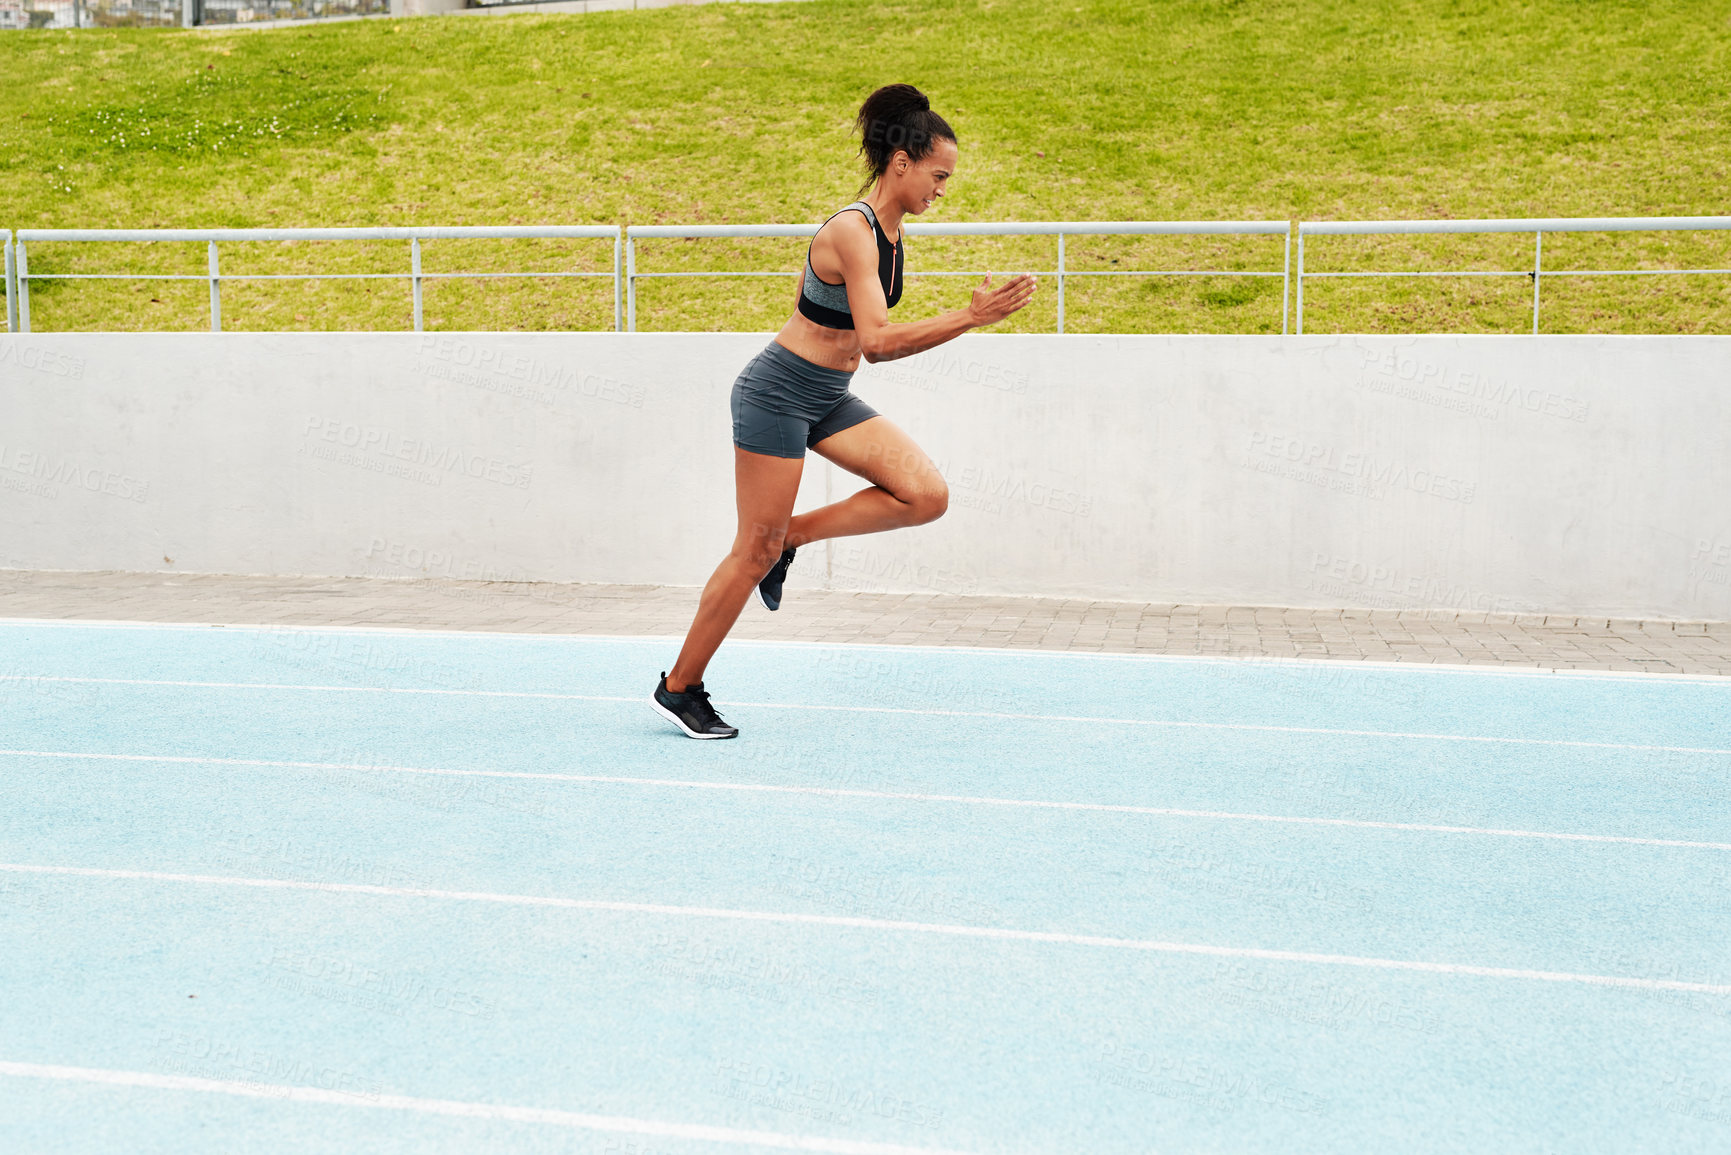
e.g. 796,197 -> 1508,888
855,84 -> 956,193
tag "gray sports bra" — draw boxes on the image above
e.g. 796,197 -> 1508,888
797,201 -> 905,331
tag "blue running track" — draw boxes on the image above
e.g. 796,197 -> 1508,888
2,618 -> 1729,1153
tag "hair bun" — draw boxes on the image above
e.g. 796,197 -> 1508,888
853,85 -> 956,192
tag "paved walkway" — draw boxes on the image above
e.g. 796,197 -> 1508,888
3,570 -> 1728,676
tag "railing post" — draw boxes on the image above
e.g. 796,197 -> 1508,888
1056,231 -> 1065,334
411,237 -> 423,332
625,234 -> 636,332
207,240 -> 221,333
3,234 -> 15,335
1531,230 -> 1542,336
1281,223 -> 1292,335
16,240 -> 30,334
1295,228 -> 1304,335
612,231 -> 623,332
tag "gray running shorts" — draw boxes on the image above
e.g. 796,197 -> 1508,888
730,340 -> 880,460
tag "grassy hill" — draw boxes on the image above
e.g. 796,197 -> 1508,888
1,0 -> 1726,333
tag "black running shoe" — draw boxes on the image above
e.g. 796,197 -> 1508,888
757,547 -> 796,611
651,673 -> 739,739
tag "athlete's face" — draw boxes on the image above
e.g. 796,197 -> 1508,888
897,137 -> 957,215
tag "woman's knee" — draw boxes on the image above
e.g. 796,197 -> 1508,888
732,521 -> 788,574
905,481 -> 949,525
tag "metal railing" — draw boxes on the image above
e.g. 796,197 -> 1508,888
625,220 -> 1293,333
3,231 -> 16,334
7,216 -> 1729,336
6,226 -> 622,334
1296,216 -> 1731,334
4,0 -> 385,28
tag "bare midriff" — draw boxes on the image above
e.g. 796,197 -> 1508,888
772,312 -> 864,373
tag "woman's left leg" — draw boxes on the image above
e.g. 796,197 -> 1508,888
785,416 -> 949,548
666,447 -> 806,692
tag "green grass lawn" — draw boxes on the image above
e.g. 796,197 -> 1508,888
1,0 -> 1727,333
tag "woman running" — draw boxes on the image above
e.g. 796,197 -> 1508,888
652,83 -> 1037,739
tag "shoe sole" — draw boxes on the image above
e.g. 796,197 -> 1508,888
758,552 -> 791,612
650,695 -> 738,739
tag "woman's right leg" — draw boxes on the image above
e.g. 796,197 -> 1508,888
665,447 -> 805,692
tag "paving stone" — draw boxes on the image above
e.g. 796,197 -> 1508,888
3,570 -> 1728,677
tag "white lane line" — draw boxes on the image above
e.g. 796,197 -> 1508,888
6,615 -> 1730,686
5,862 -> 1728,996
0,1061 -> 973,1155
9,675 -> 1731,756
5,748 -> 1730,853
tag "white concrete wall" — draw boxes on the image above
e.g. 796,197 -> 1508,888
2,332 -> 1727,619
390,0 -> 465,17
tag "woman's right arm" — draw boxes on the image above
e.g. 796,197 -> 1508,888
828,215 -> 1038,364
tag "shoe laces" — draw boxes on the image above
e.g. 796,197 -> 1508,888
685,683 -> 724,724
